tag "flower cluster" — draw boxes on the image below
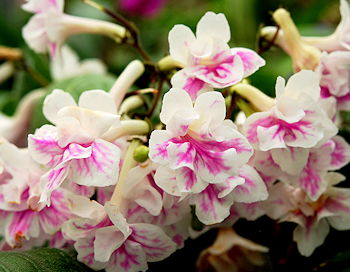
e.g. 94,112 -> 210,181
0,0 -> 350,270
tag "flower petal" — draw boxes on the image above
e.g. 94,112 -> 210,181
196,12 -> 231,43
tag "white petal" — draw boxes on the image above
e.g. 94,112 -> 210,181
293,219 -> 329,257
78,90 -> 117,114
196,12 -> 230,43
191,91 -> 226,134
43,89 -> 76,124
168,25 -> 195,65
284,70 -> 320,101
69,139 -> 121,187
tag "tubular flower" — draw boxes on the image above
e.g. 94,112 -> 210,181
22,0 -> 126,56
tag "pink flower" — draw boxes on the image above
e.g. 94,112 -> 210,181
28,89 -> 122,205
119,0 -> 167,18
149,89 -> 267,224
62,198 -> 176,272
318,51 -> 350,111
168,12 -> 265,100
244,70 -> 337,170
0,140 -> 72,248
264,173 -> 350,256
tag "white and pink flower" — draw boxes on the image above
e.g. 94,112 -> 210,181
244,70 -> 338,181
149,89 -> 267,224
28,89 -> 122,204
264,173 -> 350,256
62,198 -> 176,272
168,12 -> 265,100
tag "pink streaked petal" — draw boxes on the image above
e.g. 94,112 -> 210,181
231,47 -> 265,77
40,165 -> 69,205
94,226 -> 128,263
154,166 -> 183,196
5,211 -> 39,247
177,167 -> 206,193
167,141 -> 196,170
110,240 -> 147,272
149,130 -> 173,163
70,139 -> 121,187
271,147 -> 309,176
129,223 -> 176,262
296,162 -> 327,202
191,184 -> 234,224
38,190 -> 71,234
75,237 -> 108,270
252,151 -> 285,180
28,125 -> 64,166
171,69 -> 212,101
230,165 -> 268,203
194,54 -> 244,88
329,136 -> 350,170
257,124 -> 287,151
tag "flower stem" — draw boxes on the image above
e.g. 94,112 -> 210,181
110,139 -> 141,206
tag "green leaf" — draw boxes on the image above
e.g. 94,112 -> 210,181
0,248 -> 94,272
30,73 -> 117,133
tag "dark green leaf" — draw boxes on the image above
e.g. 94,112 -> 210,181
0,248 -> 94,272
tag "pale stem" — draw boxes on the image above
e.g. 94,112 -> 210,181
230,83 -> 275,112
273,9 -> 302,54
158,56 -> 183,71
109,139 -> 141,206
272,8 -> 320,71
62,14 -> 127,43
260,26 -> 292,55
118,95 -> 144,115
109,60 -> 145,108
0,62 -> 15,84
301,33 -> 340,52
102,119 -> 150,142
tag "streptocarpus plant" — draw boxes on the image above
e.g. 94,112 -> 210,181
0,0 -> 350,271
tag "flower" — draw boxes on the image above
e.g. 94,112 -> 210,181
0,140 -> 72,248
119,0 -> 167,18
62,198 -> 176,272
244,70 -> 337,163
22,0 -> 126,56
318,51 -> 350,111
168,12 -> 265,100
50,45 -> 107,81
28,89 -> 122,204
264,173 -> 350,256
149,89 -> 267,224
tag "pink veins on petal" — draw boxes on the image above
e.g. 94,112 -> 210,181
247,115 -> 313,144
